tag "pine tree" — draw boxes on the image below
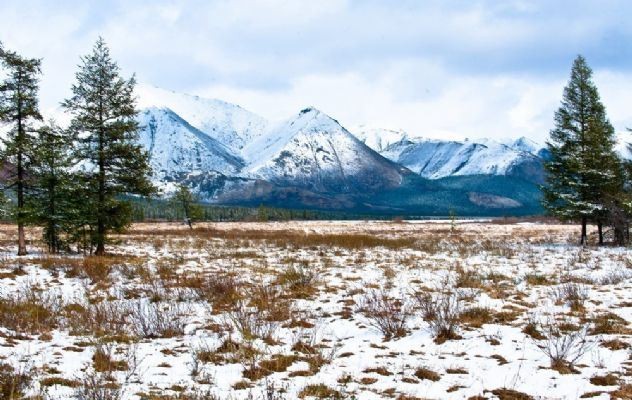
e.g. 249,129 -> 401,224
30,120 -> 80,253
0,46 -> 42,255
543,55 -> 623,245
608,139 -> 632,244
257,204 -> 269,222
172,184 -> 202,229
62,38 -> 153,255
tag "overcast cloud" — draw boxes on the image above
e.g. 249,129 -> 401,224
1,0 -> 632,142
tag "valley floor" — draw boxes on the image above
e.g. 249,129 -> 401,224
0,221 -> 631,399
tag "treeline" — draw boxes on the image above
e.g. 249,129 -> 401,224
0,38 -> 153,255
127,196 -> 381,222
543,55 -> 632,246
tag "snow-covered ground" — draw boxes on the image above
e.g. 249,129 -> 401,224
0,221 -> 630,399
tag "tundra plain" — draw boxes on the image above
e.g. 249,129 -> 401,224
0,221 -> 630,399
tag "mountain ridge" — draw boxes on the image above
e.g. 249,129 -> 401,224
132,85 -> 549,215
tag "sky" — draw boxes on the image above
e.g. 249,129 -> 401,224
1,0 -> 632,143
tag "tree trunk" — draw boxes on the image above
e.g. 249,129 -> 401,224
185,206 -> 192,229
95,224 -> 105,255
16,103 -> 26,256
597,220 -> 603,246
17,224 -> 26,256
95,111 -> 106,256
580,216 -> 587,246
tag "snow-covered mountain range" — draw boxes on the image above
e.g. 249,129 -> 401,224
133,85 -> 552,214
378,136 -> 546,184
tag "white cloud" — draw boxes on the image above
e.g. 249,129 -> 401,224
1,0 -> 631,143
196,70 -> 568,143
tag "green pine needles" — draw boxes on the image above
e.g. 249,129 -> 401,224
543,55 -> 629,245
0,38 -> 154,255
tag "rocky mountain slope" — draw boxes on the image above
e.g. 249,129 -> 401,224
242,108 -> 413,194
138,107 -> 245,181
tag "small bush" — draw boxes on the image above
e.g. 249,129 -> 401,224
227,301 -> 278,341
358,289 -> 411,340
415,290 -> 462,344
276,265 -> 318,298
130,301 -> 187,338
533,315 -> 592,374
74,370 -> 123,400
553,283 -> 587,311
187,272 -> 242,313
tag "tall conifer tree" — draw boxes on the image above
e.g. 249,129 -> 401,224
31,121 -> 79,253
63,38 -> 153,255
0,46 -> 42,255
543,55 -> 623,245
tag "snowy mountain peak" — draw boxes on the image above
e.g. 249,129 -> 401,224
241,107 -> 410,193
354,126 -> 409,152
511,136 -> 543,154
136,84 -> 268,152
290,107 -> 346,132
243,107 -> 349,169
299,107 -> 318,115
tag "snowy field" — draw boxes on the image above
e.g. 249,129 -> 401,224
0,221 -> 631,399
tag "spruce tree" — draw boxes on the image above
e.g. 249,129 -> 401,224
173,184 -> 202,229
62,38 -> 153,255
543,55 -> 623,245
31,120 -> 79,253
0,46 -> 42,255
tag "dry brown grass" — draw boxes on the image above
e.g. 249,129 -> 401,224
489,388 -> 534,400
92,344 -> 129,373
123,225 -> 420,251
184,272 -> 242,313
298,383 -> 343,399
0,285 -> 62,335
459,307 -> 493,328
275,264 -> 319,299
414,367 -> 440,382
0,362 -> 31,400
589,312 -> 629,335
